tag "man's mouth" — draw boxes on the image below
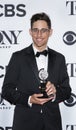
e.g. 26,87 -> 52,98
36,38 -> 43,42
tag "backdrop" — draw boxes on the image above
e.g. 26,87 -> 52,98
0,0 -> 76,130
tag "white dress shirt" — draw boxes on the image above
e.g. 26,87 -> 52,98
33,44 -> 48,72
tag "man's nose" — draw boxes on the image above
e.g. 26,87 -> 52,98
37,30 -> 42,36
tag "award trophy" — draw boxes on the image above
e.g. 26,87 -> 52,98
39,68 -> 48,98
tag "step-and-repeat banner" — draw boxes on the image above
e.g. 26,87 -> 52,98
0,0 -> 76,130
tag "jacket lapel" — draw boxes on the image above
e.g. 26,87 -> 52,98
25,44 -> 40,83
48,48 -> 56,83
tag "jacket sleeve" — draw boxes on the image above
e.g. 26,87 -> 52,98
1,53 -> 29,107
55,55 -> 71,103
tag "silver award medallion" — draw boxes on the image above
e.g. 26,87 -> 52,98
39,68 -> 48,81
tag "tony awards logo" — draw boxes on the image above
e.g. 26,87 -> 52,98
39,68 -> 48,98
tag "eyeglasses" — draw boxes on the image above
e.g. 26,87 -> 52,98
31,28 -> 50,35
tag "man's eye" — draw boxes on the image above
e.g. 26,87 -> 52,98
33,29 -> 38,32
41,29 -> 46,32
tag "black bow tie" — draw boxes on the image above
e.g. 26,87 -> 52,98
35,50 -> 48,57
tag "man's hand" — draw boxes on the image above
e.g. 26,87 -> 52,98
30,81 -> 56,105
30,93 -> 53,105
45,81 -> 56,98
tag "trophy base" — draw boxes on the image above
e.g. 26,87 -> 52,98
39,87 -> 49,98
41,93 -> 49,98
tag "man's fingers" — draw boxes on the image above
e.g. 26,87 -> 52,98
45,81 -> 56,97
30,93 -> 52,105
34,93 -> 43,98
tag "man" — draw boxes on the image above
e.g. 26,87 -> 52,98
2,12 -> 71,130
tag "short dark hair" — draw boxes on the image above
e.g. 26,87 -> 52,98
30,12 -> 51,29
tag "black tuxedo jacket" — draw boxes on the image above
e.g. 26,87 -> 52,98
2,44 -> 71,130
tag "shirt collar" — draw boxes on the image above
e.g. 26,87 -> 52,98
32,44 -> 48,55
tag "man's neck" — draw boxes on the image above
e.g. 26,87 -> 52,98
33,44 -> 47,52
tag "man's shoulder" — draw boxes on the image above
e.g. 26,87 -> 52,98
48,47 -> 65,58
13,44 -> 32,56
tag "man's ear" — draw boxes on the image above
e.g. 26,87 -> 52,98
29,29 -> 32,36
49,29 -> 53,36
